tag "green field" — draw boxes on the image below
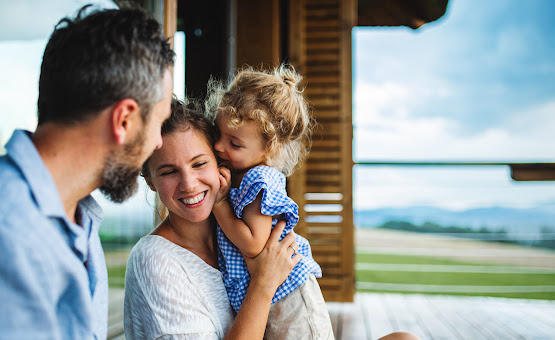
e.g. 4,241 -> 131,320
356,252 -> 555,300
105,250 -> 555,300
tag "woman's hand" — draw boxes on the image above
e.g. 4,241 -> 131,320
215,166 -> 231,207
243,220 -> 301,295
224,221 -> 301,340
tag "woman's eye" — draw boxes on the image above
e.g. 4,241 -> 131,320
193,161 -> 207,168
160,169 -> 176,176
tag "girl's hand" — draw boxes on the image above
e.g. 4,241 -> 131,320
243,220 -> 301,295
215,166 -> 231,206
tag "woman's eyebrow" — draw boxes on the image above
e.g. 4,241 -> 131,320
156,164 -> 174,171
191,153 -> 208,161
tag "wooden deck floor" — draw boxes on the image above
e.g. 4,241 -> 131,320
327,293 -> 555,340
108,289 -> 555,340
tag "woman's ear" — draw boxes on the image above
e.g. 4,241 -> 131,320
144,176 -> 156,192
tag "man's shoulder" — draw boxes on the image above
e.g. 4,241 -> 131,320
0,155 -> 37,216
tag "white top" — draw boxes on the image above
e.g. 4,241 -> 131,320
124,235 -> 234,340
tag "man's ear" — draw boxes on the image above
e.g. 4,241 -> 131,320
111,98 -> 140,145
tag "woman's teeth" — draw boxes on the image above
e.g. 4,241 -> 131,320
180,192 -> 205,205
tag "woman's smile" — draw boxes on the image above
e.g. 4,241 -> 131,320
178,191 -> 207,207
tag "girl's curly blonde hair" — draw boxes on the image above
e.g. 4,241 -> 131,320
206,64 -> 314,177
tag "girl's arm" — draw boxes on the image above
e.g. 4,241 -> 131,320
223,221 -> 301,340
213,167 -> 272,258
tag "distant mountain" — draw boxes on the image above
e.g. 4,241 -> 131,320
354,206 -> 555,234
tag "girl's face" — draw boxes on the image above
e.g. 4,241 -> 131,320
147,128 -> 220,223
214,114 -> 268,172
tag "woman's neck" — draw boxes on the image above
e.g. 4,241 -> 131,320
152,213 -> 219,268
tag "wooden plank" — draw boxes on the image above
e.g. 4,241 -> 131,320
383,294 -> 434,339
306,0 -> 339,7
306,19 -> 340,28
494,299 -> 555,338
236,0 -> 279,68
326,302 -> 342,339
305,86 -> 341,96
315,255 -> 342,264
304,173 -> 342,183
305,184 -> 342,192
338,302 -> 369,340
305,30 -> 340,39
306,226 -> 342,233
107,288 -> 125,340
308,53 -> 340,62
430,296 -> 521,340
306,41 -> 340,50
510,163 -> 555,181
306,8 -> 339,19
312,109 -> 342,119
358,293 -> 395,339
318,277 -> 344,286
404,294 -> 461,340
163,0 -> 177,41
306,162 -> 342,171
305,75 -> 341,84
306,64 -> 341,74
309,96 -> 341,107
308,238 -> 341,246
311,244 -> 342,252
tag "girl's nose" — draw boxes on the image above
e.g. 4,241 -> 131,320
214,138 -> 224,153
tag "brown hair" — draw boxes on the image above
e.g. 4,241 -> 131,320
141,97 -> 216,181
206,64 -> 314,177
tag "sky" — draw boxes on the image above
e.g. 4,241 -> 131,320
0,0 -> 554,214
353,0 -> 555,210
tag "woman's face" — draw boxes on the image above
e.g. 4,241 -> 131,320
147,128 -> 220,223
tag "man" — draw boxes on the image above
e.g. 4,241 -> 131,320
0,5 -> 174,339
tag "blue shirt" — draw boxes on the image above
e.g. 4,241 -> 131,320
217,166 -> 322,312
0,130 -> 108,339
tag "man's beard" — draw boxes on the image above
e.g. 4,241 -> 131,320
99,131 -> 146,203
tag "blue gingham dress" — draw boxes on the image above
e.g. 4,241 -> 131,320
217,166 -> 322,312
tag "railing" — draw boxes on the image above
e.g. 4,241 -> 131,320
352,161 -> 555,300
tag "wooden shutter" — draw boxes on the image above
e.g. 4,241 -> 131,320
288,0 -> 355,302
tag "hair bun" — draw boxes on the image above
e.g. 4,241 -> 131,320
277,64 -> 302,89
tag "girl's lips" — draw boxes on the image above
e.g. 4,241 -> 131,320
178,191 -> 206,207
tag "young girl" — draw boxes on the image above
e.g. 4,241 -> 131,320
209,65 -> 334,340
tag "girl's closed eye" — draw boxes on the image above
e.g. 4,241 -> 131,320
230,141 -> 242,148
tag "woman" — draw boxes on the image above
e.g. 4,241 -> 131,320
124,99 -> 301,339
124,98 -> 421,340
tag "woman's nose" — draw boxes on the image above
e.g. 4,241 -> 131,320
180,171 -> 198,192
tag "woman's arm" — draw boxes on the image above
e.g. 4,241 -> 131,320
212,167 -> 272,258
223,220 -> 301,340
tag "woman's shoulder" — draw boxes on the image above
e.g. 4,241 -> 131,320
128,235 -> 220,279
127,236 -> 193,277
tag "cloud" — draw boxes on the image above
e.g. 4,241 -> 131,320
0,0 -> 117,41
354,81 -> 555,161
354,0 -> 555,137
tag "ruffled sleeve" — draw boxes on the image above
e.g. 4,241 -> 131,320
228,166 -> 299,232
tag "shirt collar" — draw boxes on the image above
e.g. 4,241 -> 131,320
6,130 -> 68,218
5,129 -> 103,223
